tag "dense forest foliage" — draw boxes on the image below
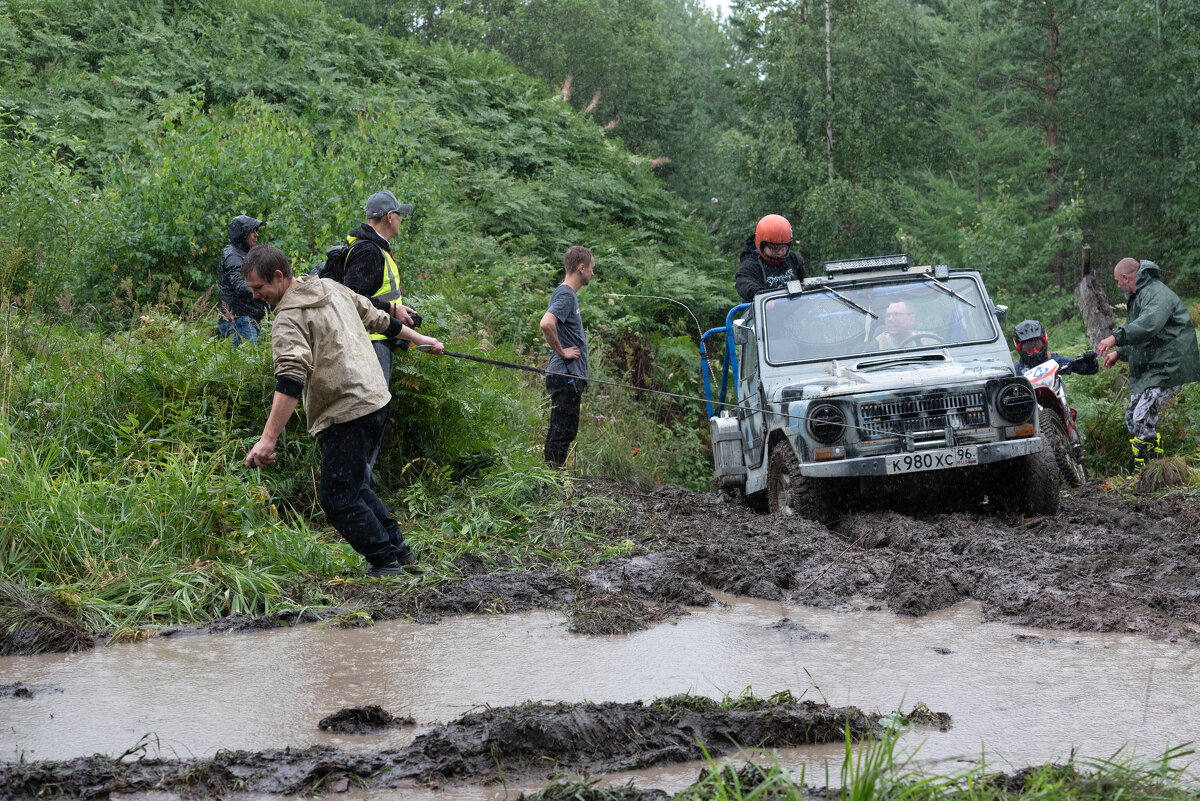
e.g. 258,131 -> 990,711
326,0 -> 1200,318
0,0 -> 1197,642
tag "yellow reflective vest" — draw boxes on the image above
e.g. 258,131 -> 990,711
346,235 -> 404,342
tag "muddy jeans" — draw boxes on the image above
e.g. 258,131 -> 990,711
1124,385 -> 1180,440
317,404 -> 409,568
544,373 -> 584,466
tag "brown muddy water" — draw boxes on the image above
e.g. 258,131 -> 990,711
3,592 -> 1198,794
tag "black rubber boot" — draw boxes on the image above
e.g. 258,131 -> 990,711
367,561 -> 404,578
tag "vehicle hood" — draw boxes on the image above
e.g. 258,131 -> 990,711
769,355 -> 1015,402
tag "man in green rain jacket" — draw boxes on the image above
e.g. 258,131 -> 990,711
1097,258 -> 1200,470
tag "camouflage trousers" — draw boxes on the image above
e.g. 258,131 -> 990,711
1124,385 -> 1180,441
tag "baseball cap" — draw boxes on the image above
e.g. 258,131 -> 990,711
365,190 -> 414,218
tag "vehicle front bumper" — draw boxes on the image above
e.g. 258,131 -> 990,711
800,436 -> 1046,478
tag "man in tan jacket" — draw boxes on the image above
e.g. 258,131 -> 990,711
241,245 -> 443,577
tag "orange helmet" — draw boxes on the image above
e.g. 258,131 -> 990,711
755,214 -> 792,265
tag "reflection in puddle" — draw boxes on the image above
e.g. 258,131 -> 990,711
2,593 -> 1198,796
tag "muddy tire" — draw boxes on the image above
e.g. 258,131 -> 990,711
767,444 -> 837,524
1040,408 -> 1085,487
1018,438 -> 1061,516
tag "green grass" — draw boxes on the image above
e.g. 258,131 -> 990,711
536,735 -> 1200,801
0,303 -> 707,649
525,727 -> 1200,801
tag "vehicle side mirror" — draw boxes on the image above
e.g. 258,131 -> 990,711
732,320 -> 750,345
994,304 -> 1009,328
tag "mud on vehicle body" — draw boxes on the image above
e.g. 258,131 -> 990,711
705,255 -> 1059,523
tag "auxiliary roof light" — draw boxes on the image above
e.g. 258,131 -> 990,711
823,254 -> 911,276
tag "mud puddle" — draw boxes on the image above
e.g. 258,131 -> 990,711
4,592 -> 1197,780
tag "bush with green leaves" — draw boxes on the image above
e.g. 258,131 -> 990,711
0,120 -> 113,313
83,101 -> 440,304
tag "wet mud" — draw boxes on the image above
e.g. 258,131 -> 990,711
317,706 -> 415,734
358,479 -> 1200,642
7,479 -> 1197,656
0,695 -> 913,800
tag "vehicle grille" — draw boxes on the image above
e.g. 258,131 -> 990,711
859,391 -> 988,438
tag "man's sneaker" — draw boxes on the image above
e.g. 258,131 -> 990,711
367,561 -> 404,578
396,546 -> 418,566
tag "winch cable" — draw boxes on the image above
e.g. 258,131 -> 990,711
426,347 -> 918,445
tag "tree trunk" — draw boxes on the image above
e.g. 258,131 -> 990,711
825,0 -> 834,184
1074,273 -> 1115,348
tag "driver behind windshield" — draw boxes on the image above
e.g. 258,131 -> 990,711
874,301 -> 919,349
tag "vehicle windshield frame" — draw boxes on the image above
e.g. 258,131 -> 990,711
759,273 -> 1000,366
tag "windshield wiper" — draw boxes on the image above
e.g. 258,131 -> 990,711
922,276 -> 976,308
817,286 -> 878,318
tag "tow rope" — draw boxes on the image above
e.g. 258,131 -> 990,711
435,348 -> 732,410
427,347 -> 906,442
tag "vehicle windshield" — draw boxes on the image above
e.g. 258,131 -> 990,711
761,275 -> 997,364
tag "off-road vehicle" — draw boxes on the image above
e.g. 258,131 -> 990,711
704,254 -> 1059,522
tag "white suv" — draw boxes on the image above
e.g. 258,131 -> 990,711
708,255 -> 1059,522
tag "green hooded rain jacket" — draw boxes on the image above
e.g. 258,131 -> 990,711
1112,260 -> 1200,395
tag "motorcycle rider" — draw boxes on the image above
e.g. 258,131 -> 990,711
1012,320 -> 1099,376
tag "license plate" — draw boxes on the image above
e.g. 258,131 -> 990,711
885,446 -> 978,475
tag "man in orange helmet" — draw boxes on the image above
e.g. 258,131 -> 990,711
735,214 -> 807,301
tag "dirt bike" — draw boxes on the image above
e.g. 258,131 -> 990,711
1020,358 -> 1086,486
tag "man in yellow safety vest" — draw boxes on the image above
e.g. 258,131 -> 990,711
344,190 -> 419,385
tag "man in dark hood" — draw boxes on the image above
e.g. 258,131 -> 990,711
1097,258 -> 1200,470
734,214 -> 806,302
217,215 -> 266,345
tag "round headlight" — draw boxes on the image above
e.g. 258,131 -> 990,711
808,403 -> 846,444
997,381 -> 1036,423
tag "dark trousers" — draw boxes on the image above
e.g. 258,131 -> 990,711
317,404 -> 409,568
544,373 -> 583,466
365,340 -> 394,485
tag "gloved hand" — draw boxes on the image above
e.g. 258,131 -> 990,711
1076,350 -> 1098,373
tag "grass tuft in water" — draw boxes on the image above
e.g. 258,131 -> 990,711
0,579 -> 93,655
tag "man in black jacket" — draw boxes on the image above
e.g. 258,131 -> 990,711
343,190 -> 419,384
217,215 -> 266,345
735,214 -> 806,302
341,191 -> 420,482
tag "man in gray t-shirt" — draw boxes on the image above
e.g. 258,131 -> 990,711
539,245 -> 595,466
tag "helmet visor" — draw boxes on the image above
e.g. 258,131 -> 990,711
1015,336 -> 1047,355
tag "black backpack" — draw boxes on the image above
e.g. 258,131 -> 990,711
309,243 -> 353,283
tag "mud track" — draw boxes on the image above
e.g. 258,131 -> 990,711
0,696 -> 892,800
172,479 -> 1200,643
346,480 -> 1199,642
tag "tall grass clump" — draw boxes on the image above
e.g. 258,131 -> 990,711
0,579 -> 94,656
0,314 -> 350,634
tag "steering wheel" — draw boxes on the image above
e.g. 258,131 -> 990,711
898,332 -> 946,347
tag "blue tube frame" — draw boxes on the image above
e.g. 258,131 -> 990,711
699,302 -> 752,418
